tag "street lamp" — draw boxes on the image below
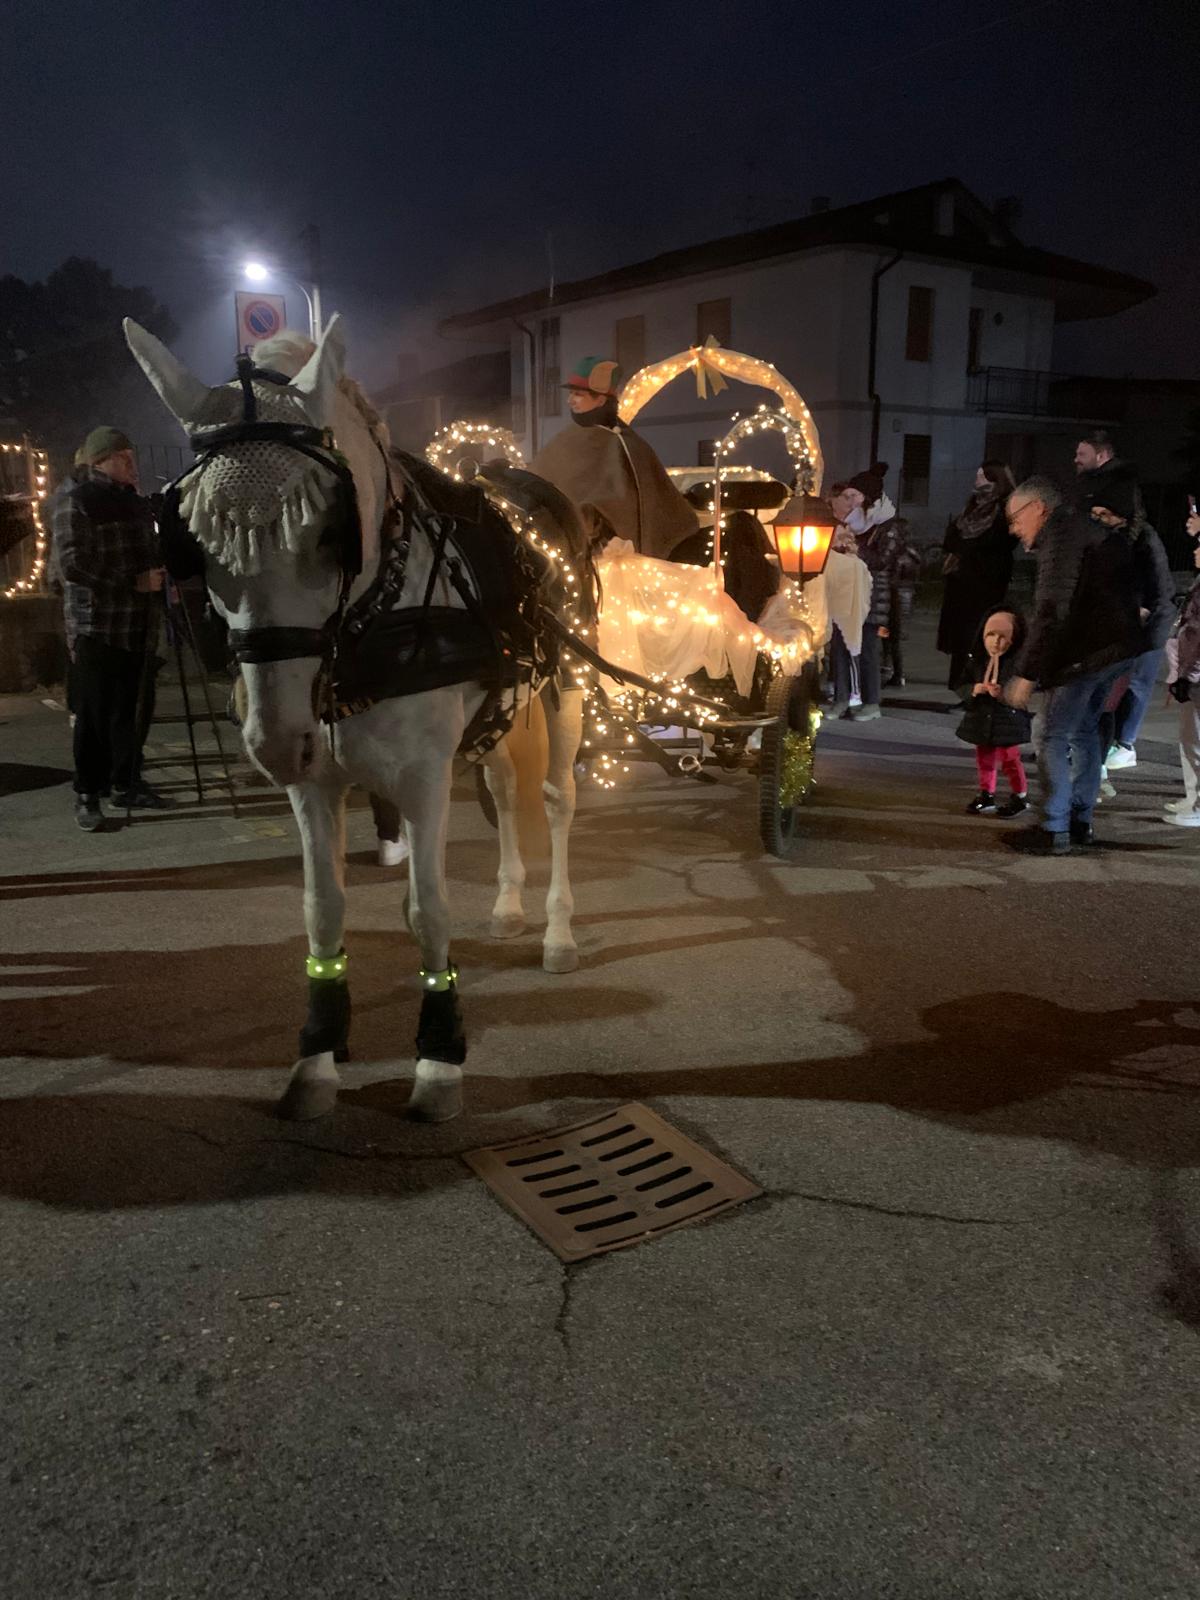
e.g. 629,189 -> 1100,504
240,227 -> 323,343
770,490 -> 837,585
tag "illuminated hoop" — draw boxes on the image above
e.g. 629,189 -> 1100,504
711,406 -> 818,569
426,420 -> 524,481
1,440 -> 50,599
618,344 -> 823,490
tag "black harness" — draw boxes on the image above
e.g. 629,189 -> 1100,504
158,358 -> 554,756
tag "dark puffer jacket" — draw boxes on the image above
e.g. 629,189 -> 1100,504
857,510 -> 922,628
1014,504 -> 1142,688
1129,517 -> 1175,651
955,615 -> 1034,748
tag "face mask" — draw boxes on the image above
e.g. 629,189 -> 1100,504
845,507 -> 868,534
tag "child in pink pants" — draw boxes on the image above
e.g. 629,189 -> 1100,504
955,610 -> 1033,817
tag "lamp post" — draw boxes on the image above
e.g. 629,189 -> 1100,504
770,490 -> 837,586
241,223 -> 323,343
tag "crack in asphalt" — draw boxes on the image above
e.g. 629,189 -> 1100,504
62,1099 -> 477,1165
766,1187 -> 1036,1226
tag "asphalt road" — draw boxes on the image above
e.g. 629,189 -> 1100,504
2,647 -> 1199,1599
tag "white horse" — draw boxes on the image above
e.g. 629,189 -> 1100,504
125,316 -> 586,1123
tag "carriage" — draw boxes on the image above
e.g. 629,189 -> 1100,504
428,341 -> 835,859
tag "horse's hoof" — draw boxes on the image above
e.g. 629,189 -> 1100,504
407,1060 -> 463,1123
490,915 -> 526,940
543,945 -> 580,975
275,1078 -> 339,1121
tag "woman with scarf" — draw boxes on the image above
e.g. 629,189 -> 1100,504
826,463 -> 919,720
937,461 -> 1017,688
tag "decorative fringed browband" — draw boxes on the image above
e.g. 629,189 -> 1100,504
419,965 -> 459,992
306,950 -> 348,980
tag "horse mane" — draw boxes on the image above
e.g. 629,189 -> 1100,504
252,329 -> 391,449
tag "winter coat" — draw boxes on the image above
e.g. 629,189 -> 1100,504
530,421 -> 698,561
50,468 -> 158,653
852,496 -> 921,629
936,500 -> 1016,660
1014,504 -> 1142,688
1166,577 -> 1200,687
1129,517 -> 1175,652
955,622 -> 1033,748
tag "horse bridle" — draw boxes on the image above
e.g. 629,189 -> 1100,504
163,355 -> 398,679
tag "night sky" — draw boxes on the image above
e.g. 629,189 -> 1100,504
4,0 -> 1198,391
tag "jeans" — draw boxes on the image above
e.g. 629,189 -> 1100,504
1038,658 -> 1136,832
1112,647 -> 1163,749
830,623 -> 882,707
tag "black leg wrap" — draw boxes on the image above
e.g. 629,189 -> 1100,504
416,984 -> 466,1065
299,977 -> 351,1059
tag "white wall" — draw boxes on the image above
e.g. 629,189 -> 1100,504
504,244 -> 1059,539
970,288 -> 1055,371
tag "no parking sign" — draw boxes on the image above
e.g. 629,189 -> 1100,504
235,291 -> 288,354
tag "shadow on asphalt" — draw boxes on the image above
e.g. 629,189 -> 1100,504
0,761 -> 73,797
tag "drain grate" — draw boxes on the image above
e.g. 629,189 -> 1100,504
464,1102 -> 761,1261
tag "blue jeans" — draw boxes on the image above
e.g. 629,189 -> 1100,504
1112,647 -> 1163,749
1039,659 -> 1136,832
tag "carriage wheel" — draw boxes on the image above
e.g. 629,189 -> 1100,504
758,664 -> 819,859
474,763 -> 499,829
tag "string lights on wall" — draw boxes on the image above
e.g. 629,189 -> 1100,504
1,442 -> 50,599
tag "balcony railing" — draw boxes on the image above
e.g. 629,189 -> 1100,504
966,366 -> 1121,422
966,366 -> 1071,416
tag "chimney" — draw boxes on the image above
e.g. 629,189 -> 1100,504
810,195 -> 830,215
935,190 -> 955,237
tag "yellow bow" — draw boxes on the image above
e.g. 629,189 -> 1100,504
691,335 -> 729,400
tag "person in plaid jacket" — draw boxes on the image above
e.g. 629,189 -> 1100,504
51,427 -> 170,830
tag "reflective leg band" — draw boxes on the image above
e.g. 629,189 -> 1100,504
419,964 -> 458,992
306,950 -> 348,980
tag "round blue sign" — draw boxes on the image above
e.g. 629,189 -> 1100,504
245,300 -> 282,338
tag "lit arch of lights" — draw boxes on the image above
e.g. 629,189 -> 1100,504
425,420 -> 525,481
618,343 -> 824,492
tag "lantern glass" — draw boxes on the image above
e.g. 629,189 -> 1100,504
773,493 -> 836,580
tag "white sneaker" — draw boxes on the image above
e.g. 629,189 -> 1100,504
1106,744 -> 1136,771
1165,797 -> 1195,814
377,836 -> 410,867
1165,808 -> 1200,827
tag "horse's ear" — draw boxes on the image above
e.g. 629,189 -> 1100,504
124,319 -> 211,429
292,314 -> 346,427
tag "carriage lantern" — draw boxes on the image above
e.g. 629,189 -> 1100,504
771,491 -> 837,584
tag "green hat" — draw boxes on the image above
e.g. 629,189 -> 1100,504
79,426 -> 134,465
565,356 -> 622,397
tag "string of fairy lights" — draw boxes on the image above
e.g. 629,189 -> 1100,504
619,340 -> 825,492
425,358 -> 820,787
1,442 -> 50,599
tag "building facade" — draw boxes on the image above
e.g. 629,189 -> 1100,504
439,181 -> 1152,540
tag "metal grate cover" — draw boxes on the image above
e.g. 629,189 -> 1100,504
464,1102 -> 762,1261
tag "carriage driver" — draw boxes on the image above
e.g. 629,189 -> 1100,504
530,356 -> 699,561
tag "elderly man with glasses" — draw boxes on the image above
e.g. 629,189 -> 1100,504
1003,476 -> 1142,855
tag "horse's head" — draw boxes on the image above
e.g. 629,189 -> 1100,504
125,316 -> 388,787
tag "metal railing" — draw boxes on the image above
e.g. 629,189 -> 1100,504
966,366 -> 1073,416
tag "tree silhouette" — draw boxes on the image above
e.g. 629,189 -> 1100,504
0,258 -> 177,466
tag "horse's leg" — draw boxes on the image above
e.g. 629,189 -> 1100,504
542,686 -> 584,974
401,744 -> 466,1124
276,775 -> 350,1121
481,736 -> 526,939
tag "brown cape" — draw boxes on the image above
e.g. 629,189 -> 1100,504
531,423 -> 699,560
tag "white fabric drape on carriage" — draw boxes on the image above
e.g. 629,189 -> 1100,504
595,541 -> 770,697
